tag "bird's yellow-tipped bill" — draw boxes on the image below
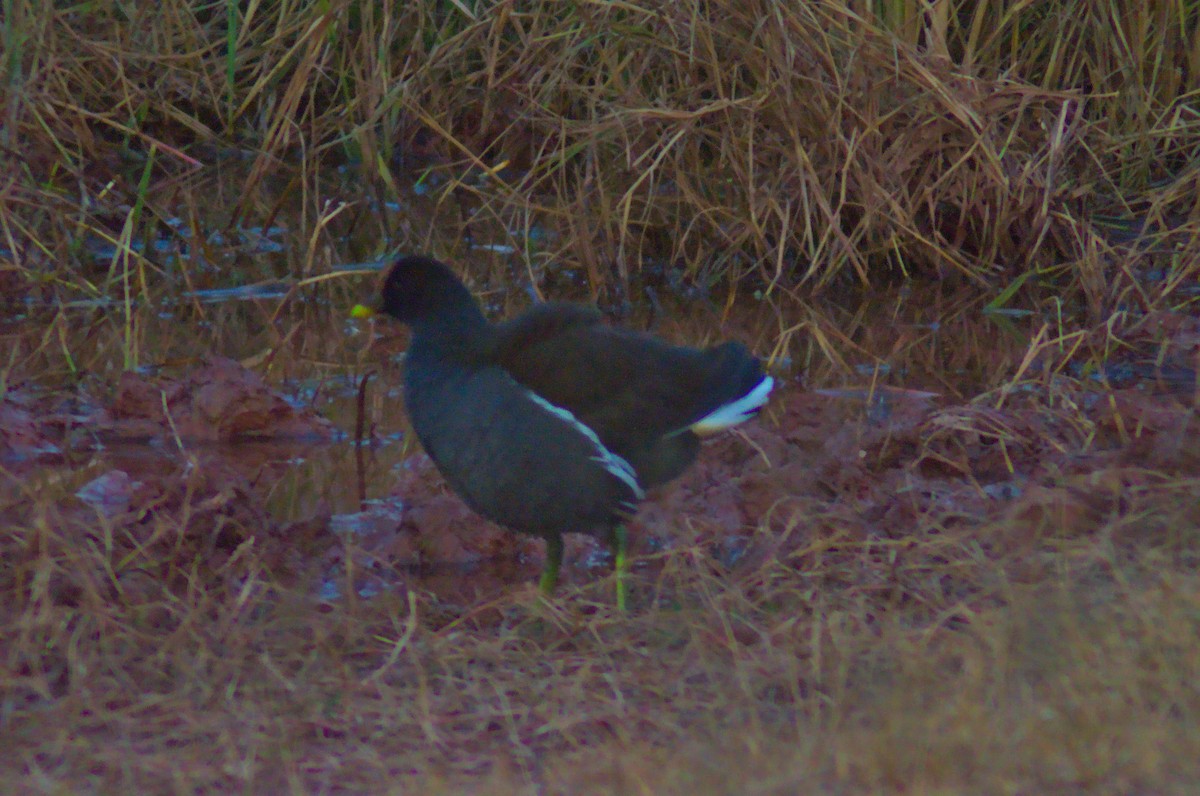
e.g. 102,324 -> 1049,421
350,303 -> 377,319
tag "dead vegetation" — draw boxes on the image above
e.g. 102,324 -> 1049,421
5,0 -> 1198,301
2,1 -> 1199,793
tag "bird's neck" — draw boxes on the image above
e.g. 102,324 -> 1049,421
408,303 -> 492,362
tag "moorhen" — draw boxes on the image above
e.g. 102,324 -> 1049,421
352,256 -> 773,608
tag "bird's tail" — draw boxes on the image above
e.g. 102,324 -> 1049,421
688,343 -> 774,435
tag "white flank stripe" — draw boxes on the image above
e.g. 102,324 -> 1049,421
689,375 -> 775,435
521,388 -> 645,500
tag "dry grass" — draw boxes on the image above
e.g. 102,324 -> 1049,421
3,1 -> 1198,302
3,444 -> 1198,792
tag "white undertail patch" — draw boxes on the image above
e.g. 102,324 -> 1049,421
520,388 -> 646,500
689,375 -> 775,435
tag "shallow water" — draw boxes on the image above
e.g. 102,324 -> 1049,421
4,161 -> 1194,606
2,276 -> 1058,603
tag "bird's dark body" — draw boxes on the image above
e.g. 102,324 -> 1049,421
404,347 -> 635,541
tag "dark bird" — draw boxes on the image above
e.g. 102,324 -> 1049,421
352,256 -> 773,608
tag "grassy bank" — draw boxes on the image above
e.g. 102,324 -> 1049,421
3,0 -> 1197,300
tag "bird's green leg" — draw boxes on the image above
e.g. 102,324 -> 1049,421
613,524 -> 628,611
539,534 -> 563,595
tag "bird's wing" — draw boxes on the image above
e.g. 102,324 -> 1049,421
491,303 -> 764,443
